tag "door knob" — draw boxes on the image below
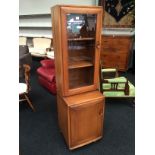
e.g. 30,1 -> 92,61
96,41 -> 100,49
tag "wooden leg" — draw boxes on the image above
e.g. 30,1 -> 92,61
24,94 -> 35,111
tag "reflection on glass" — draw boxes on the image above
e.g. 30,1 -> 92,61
67,14 -> 96,39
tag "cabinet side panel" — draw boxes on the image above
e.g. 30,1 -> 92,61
57,95 -> 69,145
51,6 -> 64,96
94,9 -> 103,89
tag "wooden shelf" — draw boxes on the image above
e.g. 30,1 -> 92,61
68,37 -> 95,41
69,82 -> 93,89
69,60 -> 93,69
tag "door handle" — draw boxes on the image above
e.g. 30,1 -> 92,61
99,108 -> 103,116
96,41 -> 101,49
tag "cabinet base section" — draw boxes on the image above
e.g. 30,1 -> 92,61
57,91 -> 105,150
69,136 -> 102,150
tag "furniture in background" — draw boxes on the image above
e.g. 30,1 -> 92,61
100,65 -> 135,100
37,59 -> 56,94
46,49 -> 54,59
101,33 -> 134,71
19,36 -> 27,45
98,0 -> 135,72
52,5 -> 105,150
19,64 -> 35,111
29,37 -> 54,58
19,45 -> 32,78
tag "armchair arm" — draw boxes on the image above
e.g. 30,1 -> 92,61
40,59 -> 55,68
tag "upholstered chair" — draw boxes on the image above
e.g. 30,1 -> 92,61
29,37 -> 52,58
37,59 -> 56,94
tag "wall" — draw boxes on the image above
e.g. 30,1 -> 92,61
19,0 -> 97,15
19,0 -> 98,38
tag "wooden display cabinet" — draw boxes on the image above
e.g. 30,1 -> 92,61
51,5 -> 103,97
51,5 -> 105,150
57,91 -> 105,150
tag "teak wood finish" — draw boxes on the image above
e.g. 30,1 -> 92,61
101,35 -> 133,71
57,91 -> 104,150
51,5 -> 103,96
51,5 -> 105,150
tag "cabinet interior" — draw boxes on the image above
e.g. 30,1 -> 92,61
69,67 -> 94,89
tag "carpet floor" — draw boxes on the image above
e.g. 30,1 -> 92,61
19,58 -> 135,155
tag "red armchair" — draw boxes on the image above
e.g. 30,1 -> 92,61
37,59 -> 56,94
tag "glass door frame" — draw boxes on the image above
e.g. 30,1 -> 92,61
61,6 -> 103,96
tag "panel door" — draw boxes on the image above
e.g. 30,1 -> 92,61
61,6 -> 103,96
69,99 -> 103,148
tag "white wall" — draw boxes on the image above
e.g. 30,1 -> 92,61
19,0 -> 98,38
19,0 -> 97,15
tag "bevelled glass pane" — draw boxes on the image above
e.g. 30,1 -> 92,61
66,13 -> 97,89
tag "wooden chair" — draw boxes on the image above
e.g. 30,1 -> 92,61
100,62 -> 135,101
19,64 -> 35,111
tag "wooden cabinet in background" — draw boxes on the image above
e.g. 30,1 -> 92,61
101,35 -> 133,71
51,5 -> 105,150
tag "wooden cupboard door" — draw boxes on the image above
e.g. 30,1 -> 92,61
69,99 -> 103,148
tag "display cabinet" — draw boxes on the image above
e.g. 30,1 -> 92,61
52,5 -> 103,96
51,5 -> 105,150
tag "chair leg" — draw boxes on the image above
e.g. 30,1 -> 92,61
24,94 -> 35,111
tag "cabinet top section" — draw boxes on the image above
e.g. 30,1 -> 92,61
51,5 -> 103,10
63,91 -> 104,106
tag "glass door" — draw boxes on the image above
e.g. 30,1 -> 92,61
66,13 -> 97,89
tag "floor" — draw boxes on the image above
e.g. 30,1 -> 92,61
19,58 -> 135,155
